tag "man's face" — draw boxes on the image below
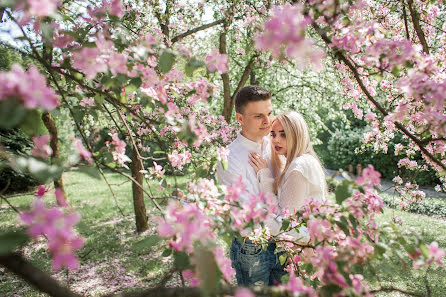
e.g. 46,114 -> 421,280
236,99 -> 273,142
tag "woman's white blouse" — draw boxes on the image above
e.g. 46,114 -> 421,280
257,154 -> 326,237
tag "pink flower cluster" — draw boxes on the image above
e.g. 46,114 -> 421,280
20,188 -> 83,270
74,138 -> 93,164
32,135 -> 53,159
158,202 -> 214,253
0,64 -> 59,110
168,150 -> 191,170
108,133 -> 131,169
149,161 -> 165,178
362,39 -> 415,71
157,201 -> 235,281
355,165 -> 381,187
409,241 -> 445,268
205,49 -> 228,74
14,0 -> 61,18
255,3 -> 324,68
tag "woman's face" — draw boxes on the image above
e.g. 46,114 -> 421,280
270,120 -> 287,156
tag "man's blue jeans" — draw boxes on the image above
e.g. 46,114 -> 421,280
230,239 -> 286,286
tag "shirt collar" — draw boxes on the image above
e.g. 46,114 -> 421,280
237,131 -> 266,153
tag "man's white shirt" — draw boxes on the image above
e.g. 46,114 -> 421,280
216,132 -> 270,202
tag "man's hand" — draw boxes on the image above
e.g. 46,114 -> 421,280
248,152 -> 268,174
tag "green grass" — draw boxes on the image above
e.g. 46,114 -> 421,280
368,208 -> 446,296
1,170 -> 445,296
0,169 -> 187,297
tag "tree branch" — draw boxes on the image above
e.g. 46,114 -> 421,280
407,0 -> 429,54
220,29 -> 232,123
0,253 -> 82,297
171,19 -> 225,44
370,286 -> 425,297
401,0 -> 410,39
230,54 -> 258,106
310,20 -> 446,172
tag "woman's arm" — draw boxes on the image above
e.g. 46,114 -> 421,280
278,170 -> 308,212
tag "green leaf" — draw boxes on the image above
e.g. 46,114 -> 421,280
130,77 -> 142,89
15,157 -> 63,184
158,50 -> 176,74
161,249 -> 172,257
94,94 -> 104,106
78,165 -> 101,179
133,235 -> 161,251
280,219 -> 290,231
0,230 -> 29,255
335,180 -> 353,204
279,253 -> 288,266
195,245 -> 218,296
185,57 -> 206,77
19,110 -> 46,136
221,159 -> 228,170
391,65 -> 402,77
419,244 -> 430,258
0,99 -> 28,129
173,251 -> 191,270
320,284 -> 342,297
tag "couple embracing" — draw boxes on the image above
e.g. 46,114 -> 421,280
216,85 -> 326,286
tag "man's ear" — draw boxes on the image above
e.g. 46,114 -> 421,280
235,112 -> 243,126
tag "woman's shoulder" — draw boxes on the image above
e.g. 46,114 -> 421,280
289,154 -> 319,169
287,154 -> 324,184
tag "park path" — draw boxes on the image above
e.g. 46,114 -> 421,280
325,169 -> 446,200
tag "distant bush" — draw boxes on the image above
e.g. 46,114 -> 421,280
383,195 -> 446,218
0,129 -> 38,193
315,127 -> 439,186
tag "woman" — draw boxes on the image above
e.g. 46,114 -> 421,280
248,111 -> 326,236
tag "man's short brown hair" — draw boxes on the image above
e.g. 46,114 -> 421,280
235,85 -> 272,114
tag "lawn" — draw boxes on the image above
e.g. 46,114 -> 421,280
0,170 -> 445,296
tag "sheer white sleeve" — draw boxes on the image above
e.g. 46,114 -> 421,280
257,168 -> 275,195
278,170 -> 308,213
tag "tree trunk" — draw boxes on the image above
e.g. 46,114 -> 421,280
220,31 -> 232,123
42,112 -> 68,206
131,147 -> 148,233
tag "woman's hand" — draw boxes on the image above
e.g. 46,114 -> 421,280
248,152 -> 268,174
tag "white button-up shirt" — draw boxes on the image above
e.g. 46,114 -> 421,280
216,132 -> 270,201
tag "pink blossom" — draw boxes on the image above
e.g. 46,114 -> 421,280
25,0 -> 61,17
74,138 -> 93,164
108,133 -> 131,169
213,247 -> 235,282
234,288 -> 255,297
149,161 -> 165,178
0,64 -> 59,110
435,185 -> 442,192
32,135 -> 53,158
157,201 -> 214,253
355,165 -> 381,187
107,52 -> 128,75
168,150 -> 191,170
72,47 -> 107,79
205,49 -> 228,74
79,98 -> 95,107
281,270 -> 316,297
181,269 -> 200,287
307,217 -> 333,243
36,185 -> 47,198
255,3 -> 324,67
426,242 -> 445,266
55,188 -> 68,207
216,146 -> 229,163
48,234 -> 84,270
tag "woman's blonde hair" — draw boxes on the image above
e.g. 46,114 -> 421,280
270,111 -> 325,194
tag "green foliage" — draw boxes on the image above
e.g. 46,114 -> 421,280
0,128 -> 38,193
0,229 -> 29,255
383,195 -> 446,218
318,126 -> 439,185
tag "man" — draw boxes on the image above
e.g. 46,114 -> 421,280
216,85 -> 285,286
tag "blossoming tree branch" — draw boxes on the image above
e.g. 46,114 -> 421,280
0,0 -> 445,296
